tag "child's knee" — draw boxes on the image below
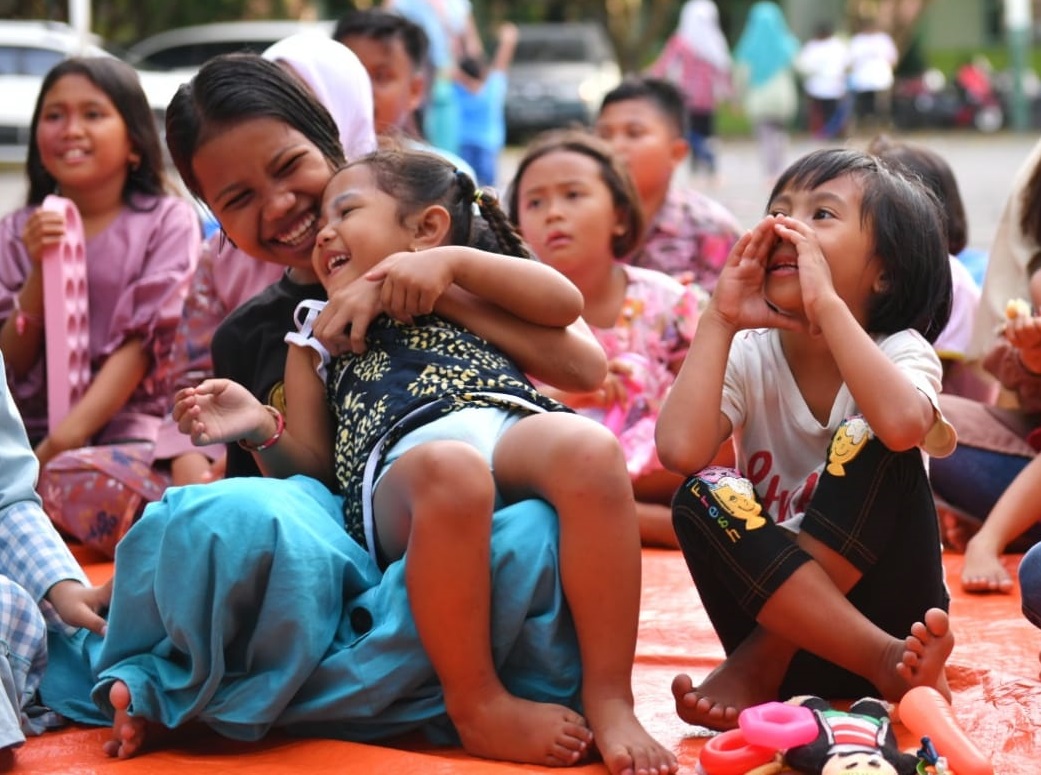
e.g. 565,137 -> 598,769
672,467 -> 768,540
824,414 -> 924,480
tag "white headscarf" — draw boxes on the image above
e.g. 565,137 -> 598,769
263,32 -> 377,161
678,0 -> 731,72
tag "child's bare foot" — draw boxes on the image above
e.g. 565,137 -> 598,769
670,632 -> 786,732
961,537 -> 1014,593
895,608 -> 955,701
585,695 -> 677,775
102,681 -> 148,759
450,692 -> 591,767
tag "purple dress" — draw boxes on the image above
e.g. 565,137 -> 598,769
0,194 -> 199,445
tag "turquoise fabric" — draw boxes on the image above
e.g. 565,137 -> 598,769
733,2 -> 799,87
41,475 -> 579,743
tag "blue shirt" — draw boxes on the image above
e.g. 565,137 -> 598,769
454,70 -> 507,150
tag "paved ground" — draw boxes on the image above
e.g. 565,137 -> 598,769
2,129 -> 1037,253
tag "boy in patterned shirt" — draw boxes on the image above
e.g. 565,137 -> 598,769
595,76 -> 742,294
0,357 -> 108,766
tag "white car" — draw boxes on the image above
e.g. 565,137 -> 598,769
0,20 -> 189,164
125,19 -> 334,72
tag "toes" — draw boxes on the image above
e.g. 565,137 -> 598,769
670,673 -> 694,700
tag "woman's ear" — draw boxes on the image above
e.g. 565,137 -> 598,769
409,204 -> 452,250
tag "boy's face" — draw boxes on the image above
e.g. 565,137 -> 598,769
339,35 -> 425,136
594,98 -> 687,207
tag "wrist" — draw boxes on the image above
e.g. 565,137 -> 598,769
12,294 -> 43,335
238,405 -> 285,451
701,304 -> 740,337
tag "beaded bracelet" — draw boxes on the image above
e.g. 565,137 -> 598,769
238,405 -> 285,451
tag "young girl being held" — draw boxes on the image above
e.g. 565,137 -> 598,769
0,57 -> 199,546
656,148 -> 958,730
508,129 -> 702,548
175,149 -> 676,775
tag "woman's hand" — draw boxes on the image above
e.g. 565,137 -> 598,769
21,208 -> 66,265
312,277 -> 384,356
1006,314 -> 1041,373
366,248 -> 455,321
47,578 -> 111,636
173,380 -> 269,446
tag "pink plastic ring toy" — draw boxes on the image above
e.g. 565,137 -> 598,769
738,701 -> 818,750
698,728 -> 776,775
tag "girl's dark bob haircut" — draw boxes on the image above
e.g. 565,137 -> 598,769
768,147 -> 952,344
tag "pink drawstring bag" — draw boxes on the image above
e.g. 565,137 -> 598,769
38,442 -> 169,557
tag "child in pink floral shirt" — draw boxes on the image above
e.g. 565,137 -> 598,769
509,127 -> 700,547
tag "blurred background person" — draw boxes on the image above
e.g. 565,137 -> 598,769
453,22 -> 518,187
796,20 -> 850,140
847,13 -> 898,134
647,0 -> 732,183
732,1 -> 800,182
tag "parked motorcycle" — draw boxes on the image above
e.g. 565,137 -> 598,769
892,60 -> 1004,133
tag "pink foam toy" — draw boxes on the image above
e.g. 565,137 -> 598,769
40,195 -> 90,433
738,701 -> 818,751
696,728 -> 777,775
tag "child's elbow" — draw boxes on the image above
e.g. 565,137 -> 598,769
874,411 -> 933,453
655,432 -> 705,477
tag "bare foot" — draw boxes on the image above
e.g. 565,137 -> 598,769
450,692 -> 592,767
936,500 -> 980,552
671,673 -> 739,731
961,537 -> 1014,593
584,695 -> 677,775
102,681 -> 148,759
670,631 -> 787,732
895,608 -> 955,701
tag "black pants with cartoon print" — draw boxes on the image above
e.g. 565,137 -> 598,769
672,416 -> 950,700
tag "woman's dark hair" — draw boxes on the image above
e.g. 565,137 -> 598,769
505,127 -> 644,259
351,149 -> 532,258
26,57 -> 166,207
867,134 -> 968,254
1019,151 -> 1041,275
165,53 -> 345,200
769,147 -> 952,343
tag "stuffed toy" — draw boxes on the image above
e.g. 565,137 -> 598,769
783,696 -> 919,775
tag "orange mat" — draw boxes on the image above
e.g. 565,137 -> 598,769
13,547 -> 1040,774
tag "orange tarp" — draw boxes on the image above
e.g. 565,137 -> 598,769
13,548 -> 1040,774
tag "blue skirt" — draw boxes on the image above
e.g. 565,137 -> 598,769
41,475 -> 580,743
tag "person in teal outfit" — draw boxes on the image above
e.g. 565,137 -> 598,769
733,1 -> 800,180
39,54 -> 601,763
173,147 -> 678,774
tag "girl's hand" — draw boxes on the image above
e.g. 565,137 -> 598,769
173,380 -> 268,446
312,277 -> 384,356
47,578 -> 111,636
367,248 -> 455,321
772,215 -> 840,333
711,216 -> 804,331
21,208 -> 66,265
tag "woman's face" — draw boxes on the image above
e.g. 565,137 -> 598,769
192,117 -> 334,274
